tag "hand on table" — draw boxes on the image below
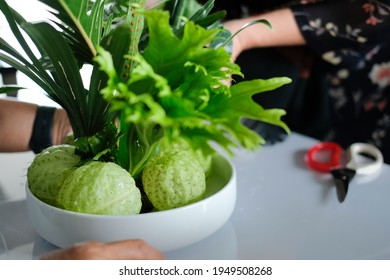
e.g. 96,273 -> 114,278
40,239 -> 165,260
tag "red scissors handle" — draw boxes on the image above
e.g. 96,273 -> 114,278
306,142 -> 343,173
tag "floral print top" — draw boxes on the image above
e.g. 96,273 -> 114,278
291,0 -> 390,162
210,0 -> 390,162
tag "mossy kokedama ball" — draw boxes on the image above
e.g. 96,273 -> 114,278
56,161 -> 142,215
142,150 -> 206,211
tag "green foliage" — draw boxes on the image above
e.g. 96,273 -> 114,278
1,0 -> 291,178
96,9 -> 291,178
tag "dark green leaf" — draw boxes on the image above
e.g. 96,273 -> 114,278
21,21 -> 88,137
0,85 -> 25,94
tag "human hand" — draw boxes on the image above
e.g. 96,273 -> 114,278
223,20 -> 246,62
39,239 -> 165,260
223,8 -> 306,62
146,0 -> 161,8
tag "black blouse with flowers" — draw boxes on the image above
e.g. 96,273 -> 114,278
212,0 -> 390,162
292,0 -> 390,163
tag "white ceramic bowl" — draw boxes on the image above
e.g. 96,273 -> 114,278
26,154 -> 236,252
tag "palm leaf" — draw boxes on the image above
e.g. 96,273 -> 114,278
0,39 -> 53,93
170,0 -> 187,28
0,0 -> 59,92
58,0 -> 106,56
172,0 -> 227,47
88,26 -> 133,133
187,0 -> 215,22
38,0 -> 103,63
0,86 -> 24,94
21,21 -> 88,137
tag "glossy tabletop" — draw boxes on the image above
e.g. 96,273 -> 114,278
1,133 -> 390,260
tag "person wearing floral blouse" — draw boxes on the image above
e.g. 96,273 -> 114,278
213,0 -> 390,163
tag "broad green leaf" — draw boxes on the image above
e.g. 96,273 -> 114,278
38,0 -> 95,63
59,0 -> 106,56
143,10 -> 239,89
203,78 -> 292,149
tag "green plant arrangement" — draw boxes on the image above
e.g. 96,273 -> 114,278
0,0 -> 291,214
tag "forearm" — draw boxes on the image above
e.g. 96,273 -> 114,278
0,98 -> 71,152
223,8 -> 306,60
0,98 -> 37,152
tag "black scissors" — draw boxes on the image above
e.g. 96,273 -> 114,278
306,142 -> 383,203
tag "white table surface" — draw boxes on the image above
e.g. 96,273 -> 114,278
1,133 -> 390,260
